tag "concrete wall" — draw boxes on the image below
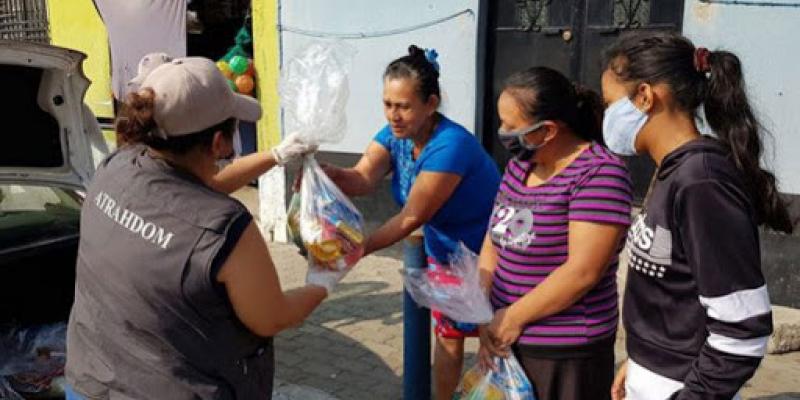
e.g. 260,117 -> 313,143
260,1 -> 483,243
683,0 -> 800,307
279,0 -> 481,154
683,0 -> 800,196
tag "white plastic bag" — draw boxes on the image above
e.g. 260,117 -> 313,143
403,242 -> 494,324
279,41 -> 356,145
456,355 -> 537,400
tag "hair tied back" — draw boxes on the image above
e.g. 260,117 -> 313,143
694,47 -> 711,73
424,48 -> 440,72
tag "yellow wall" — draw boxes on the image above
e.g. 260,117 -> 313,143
49,0 -> 278,151
47,0 -> 114,120
251,0 -> 281,151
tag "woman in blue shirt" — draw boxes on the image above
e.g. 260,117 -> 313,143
324,45 -> 500,399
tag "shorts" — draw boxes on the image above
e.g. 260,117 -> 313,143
432,309 -> 480,338
427,257 -> 480,339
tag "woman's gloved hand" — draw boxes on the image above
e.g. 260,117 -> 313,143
305,265 -> 349,295
271,132 -> 318,165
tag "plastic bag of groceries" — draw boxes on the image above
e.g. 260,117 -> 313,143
403,242 -> 494,324
287,155 -> 365,269
280,41 -> 364,270
455,355 -> 536,400
0,323 -> 67,399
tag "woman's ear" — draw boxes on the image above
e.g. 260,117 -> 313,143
542,121 -> 560,143
211,131 -> 233,159
636,83 -> 655,113
426,94 -> 440,115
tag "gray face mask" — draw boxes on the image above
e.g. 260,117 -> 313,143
498,121 -> 547,160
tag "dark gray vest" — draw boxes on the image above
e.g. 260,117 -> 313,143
66,146 -> 273,400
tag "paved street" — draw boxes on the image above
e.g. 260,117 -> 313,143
233,188 -> 800,400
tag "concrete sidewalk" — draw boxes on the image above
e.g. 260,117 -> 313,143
267,242 -> 800,399
232,189 -> 800,399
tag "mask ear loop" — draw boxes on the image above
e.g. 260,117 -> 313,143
518,122 -> 551,151
497,120 -> 547,138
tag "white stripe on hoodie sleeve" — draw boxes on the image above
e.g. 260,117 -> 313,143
699,285 -> 771,323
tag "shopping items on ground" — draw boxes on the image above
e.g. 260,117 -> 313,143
280,41 -> 362,271
0,323 -> 67,399
455,355 -> 536,400
403,242 -> 494,324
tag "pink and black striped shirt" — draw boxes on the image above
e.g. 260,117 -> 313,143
490,143 -> 632,349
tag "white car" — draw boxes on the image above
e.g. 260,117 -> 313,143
0,40 -> 108,399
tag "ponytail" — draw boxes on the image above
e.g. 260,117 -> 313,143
604,31 -> 793,233
572,83 -> 604,145
705,51 -> 794,233
115,87 -> 237,155
116,88 -> 157,145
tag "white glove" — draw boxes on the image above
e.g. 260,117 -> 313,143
306,263 -> 348,295
271,132 -> 318,165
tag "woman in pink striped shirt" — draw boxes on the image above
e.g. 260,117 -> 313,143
477,67 -> 633,400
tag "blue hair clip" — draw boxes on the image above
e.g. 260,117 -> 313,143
424,48 -> 440,72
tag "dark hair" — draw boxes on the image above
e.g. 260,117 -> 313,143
604,31 -> 792,233
383,45 -> 441,101
502,66 -> 604,144
115,88 -> 236,155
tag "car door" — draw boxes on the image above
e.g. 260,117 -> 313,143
0,40 -> 108,190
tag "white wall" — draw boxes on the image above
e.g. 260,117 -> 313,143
683,0 -> 800,195
280,0 -> 481,154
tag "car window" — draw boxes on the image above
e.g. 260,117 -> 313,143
0,184 -> 81,249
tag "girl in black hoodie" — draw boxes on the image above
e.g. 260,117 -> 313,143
600,31 -> 793,400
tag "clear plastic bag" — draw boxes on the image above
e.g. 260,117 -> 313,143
280,41 -> 364,271
403,242 -> 494,324
0,323 -> 67,398
456,355 -> 536,400
279,41 -> 356,145
295,155 -> 365,270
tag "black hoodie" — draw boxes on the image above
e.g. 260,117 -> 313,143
623,137 -> 772,399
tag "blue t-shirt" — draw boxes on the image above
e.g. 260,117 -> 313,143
374,115 -> 500,262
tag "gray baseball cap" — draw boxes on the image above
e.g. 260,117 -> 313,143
139,57 -> 262,138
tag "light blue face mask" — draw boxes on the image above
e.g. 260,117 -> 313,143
602,97 -> 648,156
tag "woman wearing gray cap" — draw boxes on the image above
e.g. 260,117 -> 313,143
65,57 -> 339,400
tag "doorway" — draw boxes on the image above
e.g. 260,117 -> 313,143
482,0 -> 685,200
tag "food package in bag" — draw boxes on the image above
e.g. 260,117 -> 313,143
297,155 -> 365,269
280,41 -> 363,270
402,242 -> 494,324
455,355 -> 536,400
